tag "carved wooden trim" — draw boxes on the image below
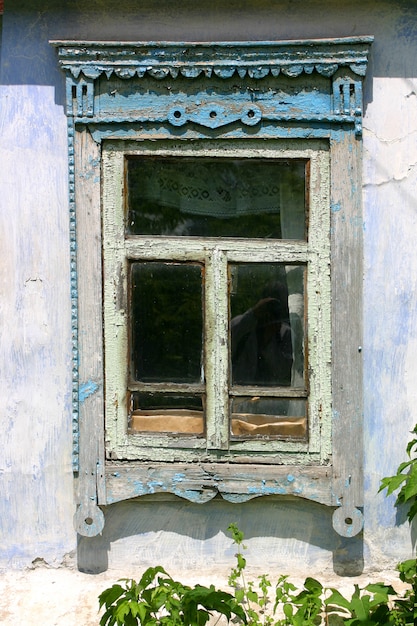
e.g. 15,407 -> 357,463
52,38 -> 372,136
105,463 -> 333,505
52,38 -> 372,537
52,38 -> 372,79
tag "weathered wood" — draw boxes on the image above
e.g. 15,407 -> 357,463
74,128 -> 106,529
330,129 -> 364,534
124,237 -> 308,261
128,382 -> 205,393
105,462 -> 333,505
230,387 -> 307,398
102,140 -> 331,465
52,38 -> 373,84
205,247 -> 229,450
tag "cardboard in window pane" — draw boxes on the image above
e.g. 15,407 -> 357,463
130,392 -> 204,435
231,397 -> 306,439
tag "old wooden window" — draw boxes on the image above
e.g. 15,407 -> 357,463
53,38 -> 372,538
103,141 -> 330,465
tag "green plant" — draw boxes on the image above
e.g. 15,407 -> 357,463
99,425 -> 417,625
379,424 -> 417,524
98,528 -> 416,626
379,423 -> 417,624
227,522 -> 406,626
99,565 -> 246,626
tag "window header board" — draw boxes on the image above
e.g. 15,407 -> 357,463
52,38 -> 372,137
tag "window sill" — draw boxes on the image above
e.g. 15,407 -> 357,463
103,461 -> 332,506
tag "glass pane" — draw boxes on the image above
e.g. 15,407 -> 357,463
231,397 -> 306,438
130,262 -> 203,383
126,158 -> 306,239
230,263 -> 305,387
130,392 -> 204,435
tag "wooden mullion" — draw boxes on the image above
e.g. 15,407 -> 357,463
205,248 -> 229,450
128,382 -> 205,393
230,386 -> 307,398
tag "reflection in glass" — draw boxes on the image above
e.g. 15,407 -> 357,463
231,397 -> 306,438
126,158 -> 306,239
130,262 -> 203,383
230,264 -> 305,387
130,392 -> 204,435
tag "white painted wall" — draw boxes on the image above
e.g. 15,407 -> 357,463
1,0 -> 417,588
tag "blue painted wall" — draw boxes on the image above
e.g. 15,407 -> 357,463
1,0 -> 417,577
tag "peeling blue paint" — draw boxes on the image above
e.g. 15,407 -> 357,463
349,215 -> 364,229
331,202 -> 342,213
247,485 -> 287,495
79,380 -> 99,403
148,480 -> 164,493
129,479 -> 148,496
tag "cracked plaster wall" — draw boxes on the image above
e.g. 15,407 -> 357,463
1,0 -> 417,585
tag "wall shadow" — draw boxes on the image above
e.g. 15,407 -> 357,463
2,0 -> 417,90
77,496 -> 363,577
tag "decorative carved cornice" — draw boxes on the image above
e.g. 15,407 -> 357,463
52,37 -> 373,81
52,38 -> 372,138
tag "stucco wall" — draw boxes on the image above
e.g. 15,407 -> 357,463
1,0 -> 417,586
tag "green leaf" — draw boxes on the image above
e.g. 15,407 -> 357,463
235,588 -> 245,604
137,602 -> 149,623
100,607 -> 117,626
138,566 -> 169,591
99,584 -> 126,609
379,474 -> 408,495
349,592 -> 371,620
126,600 -> 141,618
247,589 -> 259,603
303,577 -> 323,593
406,437 -> 417,456
123,612 -> 138,626
407,498 -> 417,522
364,582 -> 395,603
397,558 -> 417,583
228,523 -> 245,545
114,600 -> 134,622
403,465 -> 417,502
325,589 -> 352,613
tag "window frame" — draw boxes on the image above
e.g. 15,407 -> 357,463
102,139 -> 331,464
52,37 -> 372,538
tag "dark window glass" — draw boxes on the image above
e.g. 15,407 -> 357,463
230,263 -> 305,387
130,262 -> 203,383
126,158 -> 306,239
